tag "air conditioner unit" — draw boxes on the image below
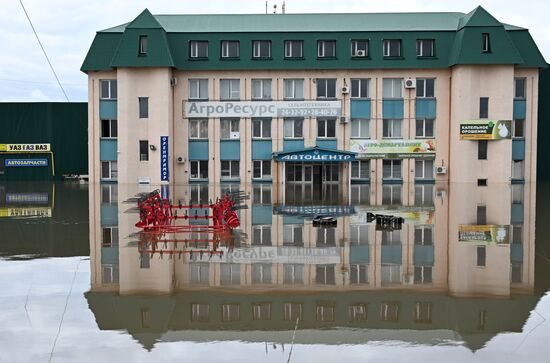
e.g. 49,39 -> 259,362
176,156 -> 185,164
341,86 -> 350,94
404,78 -> 416,89
435,166 -> 447,175
230,131 -> 240,139
170,77 -> 177,86
340,116 -> 348,124
436,189 -> 447,198
355,50 -> 366,57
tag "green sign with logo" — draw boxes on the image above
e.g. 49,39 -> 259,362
460,120 -> 512,140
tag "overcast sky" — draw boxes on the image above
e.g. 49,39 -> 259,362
1,0 -> 548,102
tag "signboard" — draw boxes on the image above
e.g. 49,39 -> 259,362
0,207 -> 52,218
274,205 -> 355,217
0,144 -> 51,152
221,246 -> 341,264
353,206 -> 435,225
458,225 -> 510,244
160,136 -> 169,181
275,148 -> 355,162
184,101 -> 341,118
460,120 -> 512,140
5,193 -> 49,204
5,159 -> 48,167
350,139 -> 436,159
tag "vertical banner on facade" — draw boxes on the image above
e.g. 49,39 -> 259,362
160,136 -> 169,181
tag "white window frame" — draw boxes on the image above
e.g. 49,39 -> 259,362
317,40 -> 336,58
350,264 -> 369,284
351,119 -> 370,138
349,224 -> 369,244
252,40 -> 271,58
138,97 -> 148,119
382,160 -> 402,179
221,40 -> 239,58
382,119 -> 402,138
252,225 -> 272,245
252,119 -> 271,139
283,224 -> 303,246
283,79 -> 304,99
415,118 -> 435,138
252,303 -> 271,320
101,184 -> 118,204
251,263 -> 272,284
220,118 -> 239,139
191,303 -> 210,321
189,263 -> 210,285
189,160 -> 208,180
284,40 -> 303,58
349,304 -> 367,321
351,39 -> 369,57
221,160 -> 240,179
139,140 -> 149,162
220,79 -> 240,100
251,79 -> 272,100
383,78 -> 403,98
383,39 -> 401,57
221,303 -> 240,321
382,185 -> 402,205
284,118 -> 304,138
315,264 -> 336,285
253,160 -> 271,179
351,78 -> 369,98
482,33 -> 490,53
102,226 -> 119,247
190,40 -> 208,58
283,302 -> 303,319
351,160 -> 370,180
101,119 -> 117,138
317,118 -> 336,138
350,184 -> 370,205
414,265 -> 433,284
188,79 -> 208,100
514,78 -> 526,99
139,35 -> 148,55
99,80 -> 117,100
512,160 -> 524,180
189,119 -> 208,139
414,225 -> 434,246
101,161 -> 117,180
416,78 -> 435,98
416,39 -> 434,57
415,185 -> 435,206
316,78 -> 336,99
415,159 -> 434,180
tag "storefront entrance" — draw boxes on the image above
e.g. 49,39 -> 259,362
285,163 -> 339,184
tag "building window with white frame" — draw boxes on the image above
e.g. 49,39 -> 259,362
382,78 -> 403,98
349,224 -> 369,245
101,264 -> 119,284
416,119 -> 435,138
252,303 -> 271,320
414,265 -> 432,284
189,79 -> 208,100
253,160 -> 271,179
416,78 -> 435,98
252,184 -> 272,204
190,160 -> 208,179
514,78 -> 526,99
416,39 -> 435,57
252,40 -> 271,58
221,40 -> 239,58
482,33 -> 491,53
252,119 -> 271,139
350,264 -> 369,284
413,302 -> 432,323
350,185 -> 370,205
512,184 -> 524,204
318,40 -> 336,58
316,78 -> 336,99
221,303 -> 240,321
189,40 -> 208,58
316,264 -> 336,284
415,159 -> 434,180
381,265 -> 402,286
220,118 -> 239,139
100,80 -> 117,99
102,227 -> 119,247
284,40 -> 303,58
221,160 -> 239,179
138,97 -> 148,118
101,184 -> 118,204
283,265 -> 304,285
139,140 -> 149,161
189,184 -> 209,204
415,225 -> 434,246
351,40 -> 369,57
190,263 -> 209,285
317,118 -> 336,138
252,225 -> 271,246
512,160 -> 524,180
382,185 -> 402,205
351,160 -> 370,180
351,119 -> 370,138
101,119 -> 117,138
383,39 -> 401,57
101,161 -> 117,180
189,119 -> 208,139
349,304 -> 367,321
284,118 -> 303,138
316,304 -> 335,322
316,228 -> 336,246
139,35 -> 148,55
284,79 -> 304,99
351,78 -> 369,98
383,160 -> 402,180
383,119 -> 402,138
220,79 -> 240,100
251,264 -> 272,284
251,79 -> 272,99
283,302 -> 303,321
283,224 -> 303,246
220,264 -> 241,285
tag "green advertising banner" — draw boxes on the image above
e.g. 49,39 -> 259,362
350,139 -> 436,159
458,225 -> 510,244
459,120 -> 512,140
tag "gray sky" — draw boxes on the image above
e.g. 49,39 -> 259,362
1,0 -> 548,102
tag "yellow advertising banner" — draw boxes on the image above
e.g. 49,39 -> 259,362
458,225 -> 510,244
0,207 -> 52,218
350,139 -> 436,159
0,143 -> 51,152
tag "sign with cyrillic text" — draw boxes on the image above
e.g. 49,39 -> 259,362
184,101 -> 341,118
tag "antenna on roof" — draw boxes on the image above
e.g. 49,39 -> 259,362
273,4 -> 277,14
282,1 -> 285,14
265,1 -> 268,14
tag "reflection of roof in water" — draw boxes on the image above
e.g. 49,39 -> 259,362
85,290 -> 539,352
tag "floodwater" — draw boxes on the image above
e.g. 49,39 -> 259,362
1,181 -> 550,363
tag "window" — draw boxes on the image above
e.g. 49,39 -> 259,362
512,160 -> 524,179
316,228 -> 336,247
479,97 -> 489,118
221,304 -> 240,321
190,160 -> 208,179
513,119 -> 525,138
382,78 -> 403,98
512,225 -> 523,244
350,264 -> 369,284
477,205 -> 487,225
415,185 -> 434,206
101,161 -> 117,180
415,119 -> 435,138
414,225 -> 433,246
253,160 -> 271,179
380,302 -> 399,322
139,253 -> 150,269
252,225 -> 271,245
416,79 -> 435,98
351,40 -> 369,57
381,264 -> 402,286
220,263 -> 241,285
349,304 -> 367,321
102,264 -> 119,284
190,184 -> 209,204
383,160 -> 402,179
102,227 -> 119,247
413,302 -> 432,323
221,160 -> 239,179
383,119 -> 402,138
252,119 -> 271,138
284,302 -> 303,321
252,184 -> 272,204
416,39 -> 434,57
512,184 -> 524,204
101,119 -> 117,138
316,304 -> 335,321
220,118 -> 239,139
191,303 -> 210,321
221,40 -> 239,58
382,185 -> 402,205
478,140 -> 488,160
515,78 -> 526,99
414,266 -> 432,284
189,119 -> 208,139
252,303 -> 271,320
477,246 -> 486,267
478,178 -> 488,186
383,39 -> 401,57
189,79 -> 208,100
283,264 -> 304,284
139,35 -> 147,55
482,33 -> 490,53
284,118 -> 303,138
252,264 -> 272,284
351,79 -> 369,98
101,184 -> 118,204
100,80 -> 117,99
351,119 -> 369,138
351,160 -> 370,179
138,97 -> 148,118
284,79 -> 304,99
349,224 -> 369,244
317,118 -> 336,138
139,140 -> 149,161
415,159 -> 434,180
316,79 -> 336,98
251,79 -> 272,99
252,40 -> 271,58
283,225 -> 303,246
316,265 -> 336,284
284,40 -> 303,58
190,263 -> 209,284
190,40 -> 208,58
220,79 -> 240,100
318,40 -> 336,58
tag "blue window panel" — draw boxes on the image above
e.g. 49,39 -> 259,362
252,140 -> 273,160
100,139 -> 117,161
382,99 -> 404,119
350,245 -> 369,264
283,215 -> 304,225
414,245 -> 434,266
283,139 -> 304,152
188,140 -> 209,160
220,140 -> 240,160
512,139 -> 525,161
100,204 -> 118,226
351,100 -> 371,118
513,100 -> 526,120
252,205 -> 272,225
511,244 -> 523,263
381,245 -> 402,264
99,100 -> 117,119
511,203 -> 524,224
101,247 -> 119,265
316,139 -> 337,150
416,99 -> 437,119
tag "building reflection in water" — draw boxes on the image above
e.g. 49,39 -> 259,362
86,182 -> 537,351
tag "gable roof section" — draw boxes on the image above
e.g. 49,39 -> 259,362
457,6 -> 501,30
